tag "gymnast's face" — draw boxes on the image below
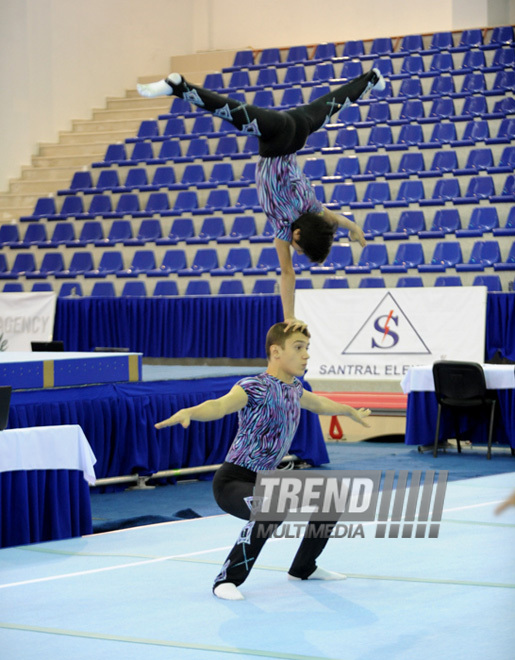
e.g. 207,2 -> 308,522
274,332 -> 310,377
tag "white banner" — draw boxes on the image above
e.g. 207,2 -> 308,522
295,287 -> 487,380
0,292 -> 57,351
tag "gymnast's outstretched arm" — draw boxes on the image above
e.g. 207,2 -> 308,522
155,385 -> 248,429
300,389 -> 371,427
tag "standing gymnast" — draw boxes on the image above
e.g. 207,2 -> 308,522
155,322 -> 371,600
138,68 -> 385,330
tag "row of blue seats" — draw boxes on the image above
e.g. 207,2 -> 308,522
90,119 -> 515,169
1,274 -> 507,296
1,240 -> 514,280
209,57 -> 515,93
128,96 -> 515,145
8,207 -> 515,252
228,27 -> 515,70
20,174 -> 515,223
58,146 -> 515,198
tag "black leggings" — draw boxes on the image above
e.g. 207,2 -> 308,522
212,462 -> 336,588
167,71 -> 378,157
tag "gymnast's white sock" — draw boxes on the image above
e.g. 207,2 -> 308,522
137,73 -> 182,98
213,583 -> 245,600
288,567 -> 347,581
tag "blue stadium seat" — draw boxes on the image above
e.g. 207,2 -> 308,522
58,171 -> 93,196
153,280 -> 179,296
199,163 -> 235,189
421,150 -> 458,177
456,120 -> 490,146
84,251 -> 124,278
119,168 -> 148,192
461,49 -> 486,71
68,221 -> 104,247
94,144 -> 127,167
2,282 -> 23,291
490,146 -> 515,174
129,120 -> 159,142
429,52 -> 454,73
44,223 -> 75,247
243,247 -> 280,275
228,162 -> 255,188
313,43 -> 336,60
398,78 -> 423,98
454,176 -> 495,204
0,225 -> 19,246
370,79 -> 393,100
434,276 -> 462,286
184,138 -> 210,160
203,73 -> 224,90
311,62 -> 336,84
224,188 -> 261,213
31,282 -> 53,292
124,219 -> 162,245
55,252 -> 94,278
359,277 -> 386,288
370,37 -> 393,56
59,283 -> 83,297
419,208 -> 462,238
340,60 -> 363,79
363,212 -> 391,238
126,142 -> 155,165
456,240 -> 501,272
259,48 -> 281,66
472,275 -> 502,292
286,45 -> 309,64
493,207 -> 515,237
231,50 -> 254,69
457,29 -> 483,49
196,190 -> 231,214
249,219 -> 274,243
387,152 -> 425,179
463,208 -> 501,238
187,216 -> 226,243
295,278 -> 313,289
180,164 -> 206,188
342,40 -> 364,57
157,140 -> 182,162
425,98 -> 456,123
350,181 -> 390,209
211,248 -> 252,276
494,241 -> 515,271
162,118 -> 186,139
281,65 -> 307,88
115,250 -> 156,277
91,282 -> 116,297
371,58 -> 394,77
454,148 -> 494,175
487,118 -> 515,145
302,158 -> 327,180
218,279 -> 245,295
308,85 -> 331,103
146,250 -> 187,276
109,193 -> 141,218
360,125 -> 393,150
394,99 -> 425,124
237,136 -> 260,157
311,245 -> 353,274
381,243 -> 425,272
252,89 -> 276,107
121,281 -> 147,297
420,178 -> 461,205
384,180 -> 425,207
208,136 -> 239,160
430,32 -> 454,50
96,220 -> 132,246
155,218 -> 194,245
291,252 -> 312,273
252,279 -> 277,294
491,174 -> 515,203
18,223 -> 47,247
333,104 -> 361,127
394,124 -> 424,149
299,130 -> 332,154
20,197 -> 57,222
383,210 -> 425,238
190,116 -> 215,138
456,96 -> 487,120
323,277 -> 349,289
322,127 -> 358,153
418,241 -> 463,272
459,72 -> 487,96
178,248 -> 219,276
427,76 -> 456,101
488,26 -> 514,46
185,280 -> 212,296
400,54 -> 425,76
218,216 -> 256,243
397,277 -> 424,287
139,192 -> 171,217
322,156 -> 361,182
356,154 -> 391,180
226,70 -> 251,90
53,195 -> 84,220
487,71 -> 515,95
490,47 -> 515,70
400,34 -> 424,53
170,191 -> 199,215
26,253 -> 65,279
327,183 -> 357,208
150,166 -> 177,190
279,87 -> 305,108
346,244 -> 388,273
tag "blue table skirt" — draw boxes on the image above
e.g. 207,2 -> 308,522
8,378 -> 329,482
405,389 -> 515,447
53,293 -> 514,360
0,469 -> 92,548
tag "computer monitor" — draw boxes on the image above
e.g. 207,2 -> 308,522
31,341 -> 65,352
0,386 -> 12,431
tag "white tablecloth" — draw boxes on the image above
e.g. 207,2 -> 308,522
401,364 -> 515,394
0,425 -> 97,484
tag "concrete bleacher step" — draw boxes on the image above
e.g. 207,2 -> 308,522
58,130 -> 136,146
8,179 -> 70,195
105,96 -> 173,111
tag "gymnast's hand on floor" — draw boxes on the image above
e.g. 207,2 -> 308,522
348,223 -> 367,248
348,407 -> 372,428
155,409 -> 191,430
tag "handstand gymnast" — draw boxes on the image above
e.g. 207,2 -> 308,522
138,69 -> 385,330
155,322 -> 371,600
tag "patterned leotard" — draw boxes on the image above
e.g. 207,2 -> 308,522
256,154 -> 323,243
225,372 -> 303,472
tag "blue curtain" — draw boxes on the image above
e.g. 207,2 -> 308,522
485,293 -> 515,361
8,377 -> 329,482
0,470 -> 92,548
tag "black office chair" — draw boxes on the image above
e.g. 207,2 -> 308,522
432,361 -> 497,459
0,386 -> 12,431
